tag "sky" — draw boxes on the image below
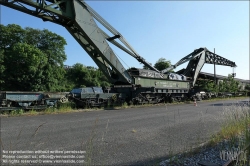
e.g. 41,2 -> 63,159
0,1 -> 249,80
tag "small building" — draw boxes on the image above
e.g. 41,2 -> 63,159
198,72 -> 250,90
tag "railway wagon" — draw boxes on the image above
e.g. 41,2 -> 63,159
68,87 -> 125,108
0,91 -> 68,111
111,68 -> 190,104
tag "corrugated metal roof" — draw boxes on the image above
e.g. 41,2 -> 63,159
199,72 -> 250,83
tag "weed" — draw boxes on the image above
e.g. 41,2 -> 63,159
10,109 -> 24,116
28,109 -> 39,115
131,129 -> 137,133
58,102 -> 76,110
121,102 -> 128,108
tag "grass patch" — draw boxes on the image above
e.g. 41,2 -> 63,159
160,99 -> 250,165
210,104 -> 250,145
0,102 -> 77,117
131,129 -> 137,133
206,102 -> 250,165
10,109 -> 24,116
27,109 -> 39,116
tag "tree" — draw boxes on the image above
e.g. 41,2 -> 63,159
218,75 -> 240,93
0,24 -> 25,49
154,58 -> 172,71
66,63 -> 111,88
225,75 -> 239,93
245,84 -> 250,91
0,24 -> 67,91
36,29 -> 67,91
198,79 -> 216,92
4,43 -> 47,91
0,49 -> 5,90
67,63 -> 89,88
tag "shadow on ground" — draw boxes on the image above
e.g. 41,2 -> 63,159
110,155 -> 171,166
210,100 -> 249,107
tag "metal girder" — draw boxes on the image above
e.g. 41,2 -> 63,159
81,1 -> 160,73
161,47 -> 236,87
161,47 -> 205,74
205,50 -> 236,67
0,0 -> 74,25
183,50 -> 206,87
66,0 -> 132,84
183,48 -> 236,87
161,47 -> 236,74
1,0 -> 146,84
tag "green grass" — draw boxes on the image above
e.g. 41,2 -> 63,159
0,102 -> 77,117
207,103 -> 250,165
160,98 -> 250,165
10,109 -> 24,116
210,104 -> 250,145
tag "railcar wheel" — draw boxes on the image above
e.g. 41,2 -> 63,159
169,97 -> 175,103
59,96 -> 68,103
45,94 -> 50,98
112,94 -> 117,101
127,100 -> 133,106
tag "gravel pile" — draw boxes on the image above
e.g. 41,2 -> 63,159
160,139 -> 249,166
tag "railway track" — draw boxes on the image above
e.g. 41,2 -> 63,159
222,143 -> 250,166
198,142 -> 250,166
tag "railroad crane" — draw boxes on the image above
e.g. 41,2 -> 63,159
161,47 -> 236,87
0,0 -> 236,104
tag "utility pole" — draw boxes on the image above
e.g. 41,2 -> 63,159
232,67 -> 236,78
214,48 -> 216,85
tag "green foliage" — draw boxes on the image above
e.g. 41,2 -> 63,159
0,24 -> 67,91
154,58 -> 172,71
205,81 -> 215,92
4,43 -> 47,91
33,28 -> 67,91
66,63 -> 110,88
198,75 -> 241,93
0,49 -> 5,89
245,84 -> 250,91
10,109 -> 24,116
197,79 -> 216,92
218,75 -> 240,93
0,24 -> 26,49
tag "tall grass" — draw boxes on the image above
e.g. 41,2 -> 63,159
211,103 -> 250,144
161,100 -> 250,165
209,101 -> 250,164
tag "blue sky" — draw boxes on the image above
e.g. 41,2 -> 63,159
1,1 -> 249,80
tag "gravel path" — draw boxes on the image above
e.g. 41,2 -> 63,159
160,99 -> 250,166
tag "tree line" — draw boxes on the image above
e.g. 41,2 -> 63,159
196,75 -> 245,93
0,24 -> 244,93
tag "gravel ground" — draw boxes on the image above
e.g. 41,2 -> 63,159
160,100 -> 250,166
160,139 -> 250,166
